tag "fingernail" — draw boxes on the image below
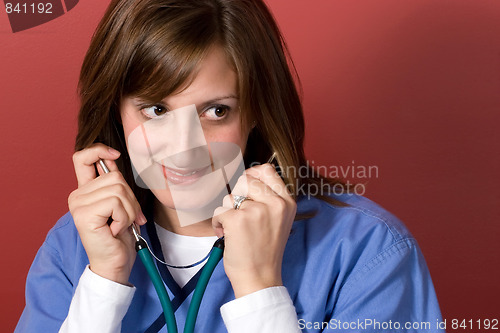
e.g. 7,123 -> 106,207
137,211 -> 147,224
108,147 -> 121,156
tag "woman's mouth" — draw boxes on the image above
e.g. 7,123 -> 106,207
161,164 -> 211,185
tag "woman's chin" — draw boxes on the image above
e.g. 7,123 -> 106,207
153,191 -> 223,227
152,188 -> 224,212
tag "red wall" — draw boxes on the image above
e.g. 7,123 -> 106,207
1,0 -> 499,331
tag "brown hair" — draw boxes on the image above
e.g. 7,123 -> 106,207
76,0 -> 347,217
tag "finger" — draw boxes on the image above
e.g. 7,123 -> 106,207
229,173 -> 251,198
76,171 -> 136,205
73,183 -> 141,228
213,200 -> 267,236
75,196 -> 130,236
222,194 -> 234,209
239,174 -> 274,202
106,198 -> 134,237
71,171 -> 146,224
212,206 -> 234,237
222,193 -> 253,211
230,174 -> 274,206
100,196 -> 134,237
244,164 -> 292,200
73,143 -> 121,187
235,175 -> 293,218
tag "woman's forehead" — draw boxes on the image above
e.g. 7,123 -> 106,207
170,48 -> 236,96
132,46 -> 238,104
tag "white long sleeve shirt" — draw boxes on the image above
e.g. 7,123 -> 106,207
59,224 -> 300,332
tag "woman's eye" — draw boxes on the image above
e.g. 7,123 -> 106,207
202,105 -> 229,120
142,105 -> 167,119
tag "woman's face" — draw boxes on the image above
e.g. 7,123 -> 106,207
120,46 -> 251,225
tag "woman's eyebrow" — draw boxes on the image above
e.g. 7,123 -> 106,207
130,97 -> 154,106
198,95 -> 239,108
130,95 -> 239,109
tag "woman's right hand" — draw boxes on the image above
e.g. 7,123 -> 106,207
68,143 -> 147,285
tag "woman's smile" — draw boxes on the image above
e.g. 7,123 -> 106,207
161,164 -> 211,185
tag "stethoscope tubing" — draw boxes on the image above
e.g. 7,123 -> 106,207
136,238 -> 178,333
184,238 -> 224,333
137,235 -> 225,333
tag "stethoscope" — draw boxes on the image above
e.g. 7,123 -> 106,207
98,159 -> 224,333
98,151 -> 277,332
134,227 -> 224,333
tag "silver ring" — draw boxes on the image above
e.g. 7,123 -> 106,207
233,195 -> 252,210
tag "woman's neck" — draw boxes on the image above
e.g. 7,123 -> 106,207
153,198 -> 216,237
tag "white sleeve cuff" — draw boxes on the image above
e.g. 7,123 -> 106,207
220,286 -> 301,333
79,265 -> 136,303
59,265 -> 135,333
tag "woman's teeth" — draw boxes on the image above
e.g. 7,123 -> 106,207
169,169 -> 197,176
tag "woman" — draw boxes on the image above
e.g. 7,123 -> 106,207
16,0 -> 444,332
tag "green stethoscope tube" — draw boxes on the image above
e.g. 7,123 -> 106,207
184,238 -> 224,333
136,237 -> 225,333
136,239 -> 178,333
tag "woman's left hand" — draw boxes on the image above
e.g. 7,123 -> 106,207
212,163 -> 297,298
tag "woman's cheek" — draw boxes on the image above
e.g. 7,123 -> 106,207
205,124 -> 247,151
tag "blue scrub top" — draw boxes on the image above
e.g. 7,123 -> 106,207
16,193 -> 444,332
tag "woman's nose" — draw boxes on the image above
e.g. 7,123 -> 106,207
168,145 -> 211,169
160,104 -> 210,168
